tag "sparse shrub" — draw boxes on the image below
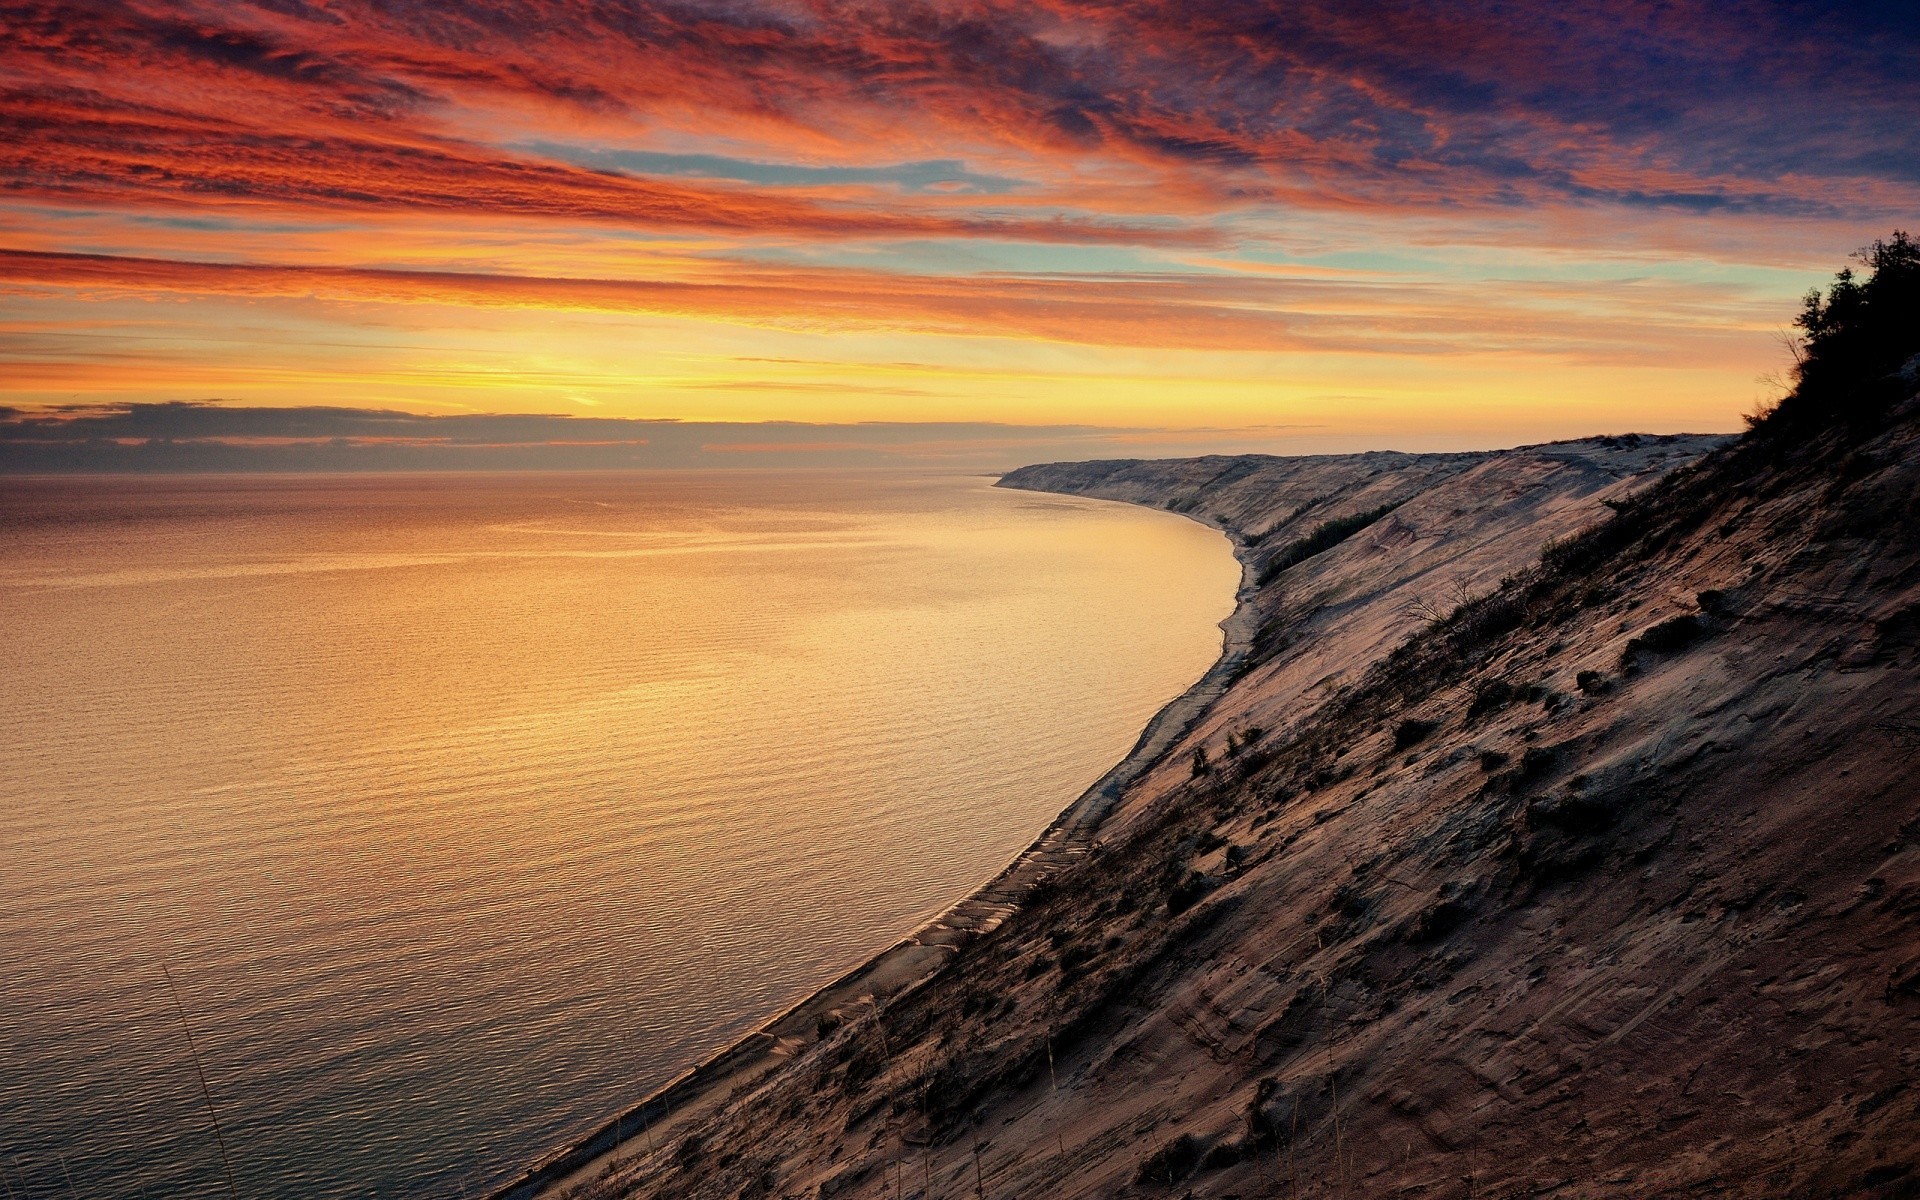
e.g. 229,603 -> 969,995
1575,669 -> 1610,695
1201,1139 -> 1245,1170
1393,717 -> 1439,749
1245,1079 -> 1284,1149
1058,943 -> 1097,974
1137,1133 -> 1204,1185
674,1134 -> 707,1168
1225,725 -> 1267,756
1328,878 -> 1373,919
1167,871 -> 1215,915
1407,893 -> 1472,941
1527,791 -> 1618,835
1424,589 -> 1527,655
1477,748 -> 1510,771
1468,678 -> 1515,719
1621,614 -> 1705,665
1642,614 -> 1704,652
1256,501 -> 1403,586
1191,746 -> 1212,777
744,1166 -> 780,1199
841,1047 -> 883,1088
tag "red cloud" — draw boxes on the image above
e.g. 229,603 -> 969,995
0,81 -> 1198,245
6,0 -> 1915,239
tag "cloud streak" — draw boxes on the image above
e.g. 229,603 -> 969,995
0,401 -> 1321,471
2,1 -> 1912,436
0,247 -> 1775,361
6,0 -> 1915,227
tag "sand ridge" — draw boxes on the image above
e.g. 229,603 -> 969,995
509,433 -> 1741,1199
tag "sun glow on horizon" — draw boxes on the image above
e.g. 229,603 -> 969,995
4,2 -> 1917,452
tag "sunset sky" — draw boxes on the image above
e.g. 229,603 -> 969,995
4,1 -> 1918,462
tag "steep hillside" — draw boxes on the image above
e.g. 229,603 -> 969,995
504,435 -> 1720,1200
517,240 -> 1920,1200
999,437 -> 1723,831
983,413 -> 1920,1198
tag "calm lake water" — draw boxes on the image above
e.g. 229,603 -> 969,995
0,470 -> 1237,1199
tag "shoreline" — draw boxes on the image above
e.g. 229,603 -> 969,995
485,488 -> 1257,1200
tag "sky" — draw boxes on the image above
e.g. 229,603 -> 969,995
3,0 -> 1918,466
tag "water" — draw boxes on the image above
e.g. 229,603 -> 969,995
0,470 -> 1238,1199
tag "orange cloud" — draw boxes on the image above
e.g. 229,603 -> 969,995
4,0 -> 1912,438
0,247 -> 1774,365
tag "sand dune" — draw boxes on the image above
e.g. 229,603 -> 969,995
526,424 -> 1920,1198
517,375 -> 1920,1196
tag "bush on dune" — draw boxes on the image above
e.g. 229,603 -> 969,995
1759,231 -> 1920,432
1256,501 -> 1403,586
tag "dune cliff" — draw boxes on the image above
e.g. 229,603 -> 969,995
547,400 -> 1920,1198
522,236 -> 1920,1199
538,391 -> 1920,1198
508,239 -> 1920,1200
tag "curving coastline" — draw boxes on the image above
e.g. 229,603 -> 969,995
474,427 -> 1920,1200
485,491 -> 1254,1200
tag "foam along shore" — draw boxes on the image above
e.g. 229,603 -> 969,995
486,500 -> 1257,1200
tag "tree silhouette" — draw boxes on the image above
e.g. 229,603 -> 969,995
1762,231 -> 1920,430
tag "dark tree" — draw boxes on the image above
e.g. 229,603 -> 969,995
1762,231 -> 1920,430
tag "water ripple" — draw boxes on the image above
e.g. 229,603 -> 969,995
0,470 -> 1236,1199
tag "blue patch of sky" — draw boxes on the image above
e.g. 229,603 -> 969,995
733,236 -> 1175,278
23,204 -> 335,236
134,214 -> 330,233
1228,245 -> 1807,295
524,142 -> 1030,195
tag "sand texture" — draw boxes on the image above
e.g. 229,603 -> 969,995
519,417 -> 1920,1198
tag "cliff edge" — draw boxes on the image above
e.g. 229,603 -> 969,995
546,239 -> 1920,1199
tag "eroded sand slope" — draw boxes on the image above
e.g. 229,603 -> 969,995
561,415 -> 1920,1199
